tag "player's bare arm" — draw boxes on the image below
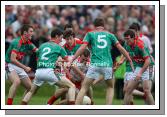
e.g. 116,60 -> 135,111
72,44 -> 88,63
116,43 -> 134,72
114,55 -> 125,71
10,52 -> 31,73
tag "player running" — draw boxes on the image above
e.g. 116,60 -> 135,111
5,24 -> 38,105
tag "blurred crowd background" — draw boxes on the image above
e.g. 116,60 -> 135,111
5,5 -> 155,99
5,5 -> 155,43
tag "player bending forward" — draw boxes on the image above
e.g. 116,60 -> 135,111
21,28 -> 76,105
69,18 -> 134,105
123,29 -> 154,105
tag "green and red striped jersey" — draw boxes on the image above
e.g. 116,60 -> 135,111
5,36 -> 37,63
124,39 -> 154,72
64,38 -> 84,56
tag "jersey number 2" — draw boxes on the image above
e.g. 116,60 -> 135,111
41,47 -> 51,60
97,35 -> 107,49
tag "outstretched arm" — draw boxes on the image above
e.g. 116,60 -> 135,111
113,55 -> 125,71
116,43 -> 134,72
71,44 -> 88,62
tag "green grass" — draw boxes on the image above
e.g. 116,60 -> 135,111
5,80 -> 145,105
5,96 -> 144,105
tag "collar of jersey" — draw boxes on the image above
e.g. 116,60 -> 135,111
136,33 -> 143,39
130,38 -> 137,50
50,39 -> 59,44
19,36 -> 31,46
65,39 -> 76,50
65,38 -> 83,50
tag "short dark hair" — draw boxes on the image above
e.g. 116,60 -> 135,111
63,30 -> 75,39
93,18 -> 105,27
20,24 -> 33,35
82,49 -> 90,57
64,24 -> 73,31
51,28 -> 63,38
124,29 -> 136,39
129,22 -> 140,32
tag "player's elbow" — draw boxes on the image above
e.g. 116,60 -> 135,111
10,56 -> 16,64
145,58 -> 150,65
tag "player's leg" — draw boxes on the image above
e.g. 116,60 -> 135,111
103,67 -> 114,105
148,65 -> 154,95
123,80 -> 139,105
132,89 -> 144,97
86,86 -> 94,105
124,70 -> 143,105
7,71 -> 21,105
136,67 -> 154,105
55,75 -> 76,105
105,78 -> 115,104
123,82 -> 128,95
21,68 -> 46,104
75,65 -> 99,105
75,77 -> 94,104
123,81 -> 134,104
20,77 -> 32,99
47,87 -> 68,105
142,80 -> 155,105
21,83 -> 39,105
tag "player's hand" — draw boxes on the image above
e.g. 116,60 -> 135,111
135,73 -> 142,81
5,62 -> 8,70
113,66 -> 117,72
67,58 -> 73,68
25,67 -> 31,73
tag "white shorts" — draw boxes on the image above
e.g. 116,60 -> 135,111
33,68 -> 61,87
134,67 -> 149,81
149,65 -> 155,81
124,72 -> 134,83
86,65 -> 113,80
124,67 -> 149,82
7,63 -> 29,79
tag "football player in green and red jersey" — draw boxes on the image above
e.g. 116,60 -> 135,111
5,24 -> 38,105
123,29 -> 155,105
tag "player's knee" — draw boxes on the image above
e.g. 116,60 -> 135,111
107,84 -> 114,89
69,83 -> 76,90
63,87 -> 69,92
143,88 -> 151,96
26,85 -> 32,91
123,87 -> 126,94
13,79 -> 21,87
125,86 -> 132,94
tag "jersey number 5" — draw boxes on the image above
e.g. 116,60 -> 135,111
97,35 -> 107,49
41,47 -> 51,60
